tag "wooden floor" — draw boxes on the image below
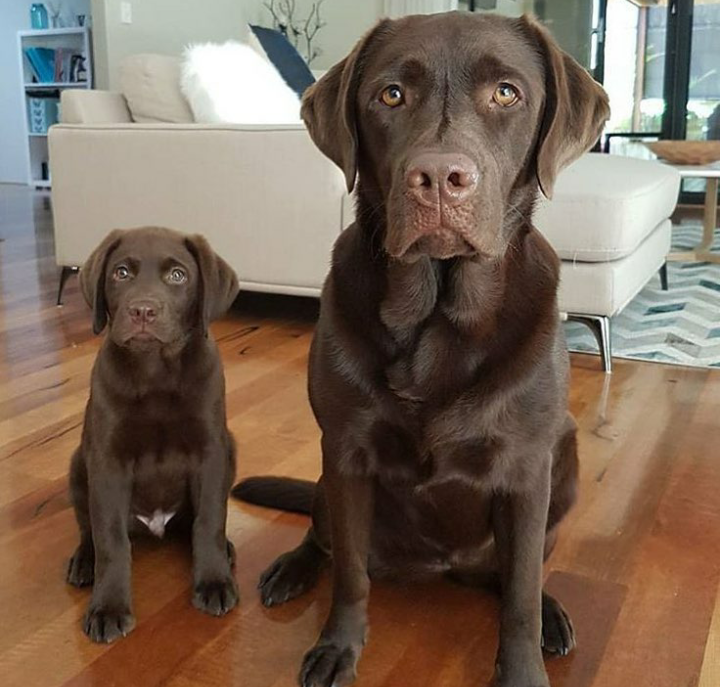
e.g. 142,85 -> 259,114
1,184 -> 719,687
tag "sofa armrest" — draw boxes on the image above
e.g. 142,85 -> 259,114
60,90 -> 132,124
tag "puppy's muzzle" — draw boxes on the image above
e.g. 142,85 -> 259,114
126,299 -> 164,341
128,300 -> 161,326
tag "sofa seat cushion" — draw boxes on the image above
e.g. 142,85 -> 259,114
557,219 -> 671,316
119,54 -> 194,123
535,153 -> 680,263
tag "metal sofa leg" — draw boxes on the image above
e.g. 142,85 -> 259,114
57,266 -> 79,306
568,314 -> 613,373
659,262 -> 669,291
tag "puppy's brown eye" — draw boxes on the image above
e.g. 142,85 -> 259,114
380,85 -> 404,108
113,265 -> 130,281
168,267 -> 187,284
493,83 -> 519,107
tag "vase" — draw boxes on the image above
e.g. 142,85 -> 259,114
30,4 -> 49,30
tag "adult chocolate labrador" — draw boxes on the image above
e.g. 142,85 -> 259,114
234,12 -> 609,687
66,227 -> 239,643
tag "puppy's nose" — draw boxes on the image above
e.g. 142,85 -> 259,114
406,153 -> 479,207
128,300 -> 161,325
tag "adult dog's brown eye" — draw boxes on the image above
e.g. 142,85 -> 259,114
493,83 -> 519,107
380,85 -> 404,108
113,265 -> 130,281
168,267 -> 187,284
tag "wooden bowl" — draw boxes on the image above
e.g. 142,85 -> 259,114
645,140 -> 720,165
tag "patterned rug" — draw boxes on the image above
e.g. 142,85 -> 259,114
564,222 -> 720,369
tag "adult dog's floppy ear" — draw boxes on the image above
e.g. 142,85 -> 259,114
79,230 -> 123,335
520,16 -> 610,199
184,235 -> 239,336
301,19 -> 393,193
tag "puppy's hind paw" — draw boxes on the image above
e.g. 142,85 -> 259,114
67,543 -> 95,588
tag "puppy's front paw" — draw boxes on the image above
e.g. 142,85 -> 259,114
299,642 -> 360,687
83,604 -> 135,643
192,576 -> 239,616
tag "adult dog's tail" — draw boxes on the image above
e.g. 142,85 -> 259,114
231,476 -> 316,515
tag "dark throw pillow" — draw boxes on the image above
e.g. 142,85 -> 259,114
249,25 -> 316,97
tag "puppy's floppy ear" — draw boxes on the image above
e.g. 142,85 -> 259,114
184,235 -> 239,335
80,230 -> 123,335
520,15 -> 610,199
301,19 -> 393,193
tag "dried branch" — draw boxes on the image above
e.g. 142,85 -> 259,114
263,0 -> 326,64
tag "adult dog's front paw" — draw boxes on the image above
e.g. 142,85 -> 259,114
299,642 -> 360,687
83,604 -> 135,643
192,576 -> 239,616
492,663 -> 550,687
542,593 -> 576,657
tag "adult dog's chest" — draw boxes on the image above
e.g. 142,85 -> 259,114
362,266 -> 502,485
378,257 -> 489,404
369,327 -> 502,487
383,317 -> 482,404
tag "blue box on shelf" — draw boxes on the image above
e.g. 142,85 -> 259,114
28,97 -> 59,134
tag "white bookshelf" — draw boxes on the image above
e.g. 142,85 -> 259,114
17,27 -> 92,189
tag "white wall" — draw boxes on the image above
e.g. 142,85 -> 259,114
91,0 -> 258,88
310,0 -> 385,68
89,0 -> 386,87
0,2 -> 29,183
0,0 -> 90,184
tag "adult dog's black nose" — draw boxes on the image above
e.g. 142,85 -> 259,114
406,153 -> 479,208
128,300 -> 161,325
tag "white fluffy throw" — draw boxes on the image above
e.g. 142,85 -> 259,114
180,41 -> 301,124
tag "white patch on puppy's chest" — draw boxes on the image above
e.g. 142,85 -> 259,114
135,510 -> 176,538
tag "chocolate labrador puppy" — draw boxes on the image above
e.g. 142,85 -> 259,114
234,11 -> 609,687
66,227 -> 240,643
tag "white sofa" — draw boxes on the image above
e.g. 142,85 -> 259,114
535,154 -> 680,371
49,69 -> 681,373
50,90 -> 349,300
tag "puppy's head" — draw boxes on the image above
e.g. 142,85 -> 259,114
301,12 -> 609,262
80,227 -> 238,348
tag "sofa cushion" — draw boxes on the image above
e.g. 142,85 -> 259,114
119,54 -> 194,123
534,153 -> 680,263
249,25 -> 315,96
557,219 -> 672,316
180,41 -> 301,124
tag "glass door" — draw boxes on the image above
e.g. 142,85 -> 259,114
684,0 -> 720,142
602,0 -> 720,201
602,0 -> 668,156
460,0 -> 603,72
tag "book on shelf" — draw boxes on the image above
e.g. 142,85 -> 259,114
24,47 -> 55,83
24,47 -> 87,84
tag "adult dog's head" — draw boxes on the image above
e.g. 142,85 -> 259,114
80,227 -> 238,348
302,12 -> 609,262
